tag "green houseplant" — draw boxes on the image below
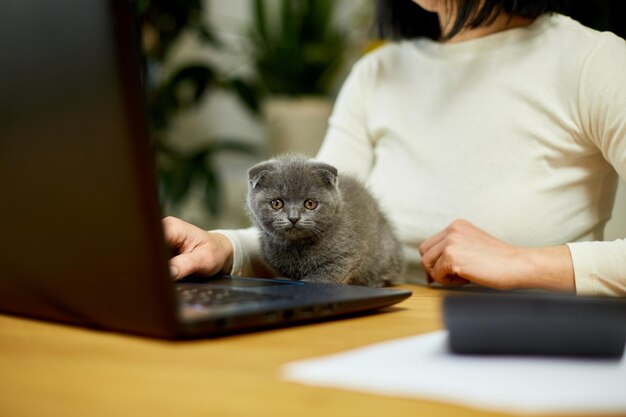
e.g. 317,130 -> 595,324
250,0 -> 347,96
134,0 -> 260,217
249,0 -> 348,156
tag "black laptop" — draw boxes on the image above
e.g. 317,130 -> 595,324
0,0 -> 410,338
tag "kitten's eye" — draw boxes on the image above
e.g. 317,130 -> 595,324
270,199 -> 284,210
304,199 -> 318,210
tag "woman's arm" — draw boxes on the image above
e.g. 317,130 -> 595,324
163,217 -> 275,279
565,33 -> 626,296
316,57 -> 377,180
163,216 -> 234,279
419,219 -> 575,292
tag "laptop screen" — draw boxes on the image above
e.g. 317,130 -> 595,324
0,0 -> 178,336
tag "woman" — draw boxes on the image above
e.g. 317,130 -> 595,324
164,0 -> 626,296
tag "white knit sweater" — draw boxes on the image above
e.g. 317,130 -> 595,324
219,14 -> 626,296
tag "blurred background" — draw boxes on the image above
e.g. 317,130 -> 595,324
135,0 -> 371,230
134,0 -> 626,239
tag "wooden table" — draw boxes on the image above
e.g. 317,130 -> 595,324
0,285 -> 610,417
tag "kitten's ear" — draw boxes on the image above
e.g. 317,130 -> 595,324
312,162 -> 338,189
248,161 -> 275,189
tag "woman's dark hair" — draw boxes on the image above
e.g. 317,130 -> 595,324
376,0 -> 570,40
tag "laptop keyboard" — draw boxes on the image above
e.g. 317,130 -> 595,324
175,284 -> 286,308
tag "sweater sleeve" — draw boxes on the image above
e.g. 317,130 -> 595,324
316,57 -> 376,182
566,33 -> 626,296
213,228 -> 274,277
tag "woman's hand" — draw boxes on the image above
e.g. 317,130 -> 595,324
162,216 -> 234,280
419,219 -> 575,292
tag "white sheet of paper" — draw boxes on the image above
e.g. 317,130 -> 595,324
282,331 -> 626,414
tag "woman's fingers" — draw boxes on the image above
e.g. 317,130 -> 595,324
161,216 -> 234,280
169,249 -> 221,280
420,219 -> 518,289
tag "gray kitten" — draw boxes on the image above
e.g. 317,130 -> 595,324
246,155 -> 403,287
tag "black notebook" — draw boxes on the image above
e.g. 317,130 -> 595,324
444,293 -> 626,358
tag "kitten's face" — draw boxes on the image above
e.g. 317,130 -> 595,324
247,158 -> 341,241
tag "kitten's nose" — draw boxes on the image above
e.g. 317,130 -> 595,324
288,216 -> 300,225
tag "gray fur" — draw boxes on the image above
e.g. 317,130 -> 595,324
247,155 -> 404,287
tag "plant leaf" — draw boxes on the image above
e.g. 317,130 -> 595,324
158,153 -> 195,211
249,0 -> 346,96
253,0 -> 269,45
202,162 -> 221,216
168,65 -> 215,105
195,24 -> 221,47
229,79 -> 261,113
